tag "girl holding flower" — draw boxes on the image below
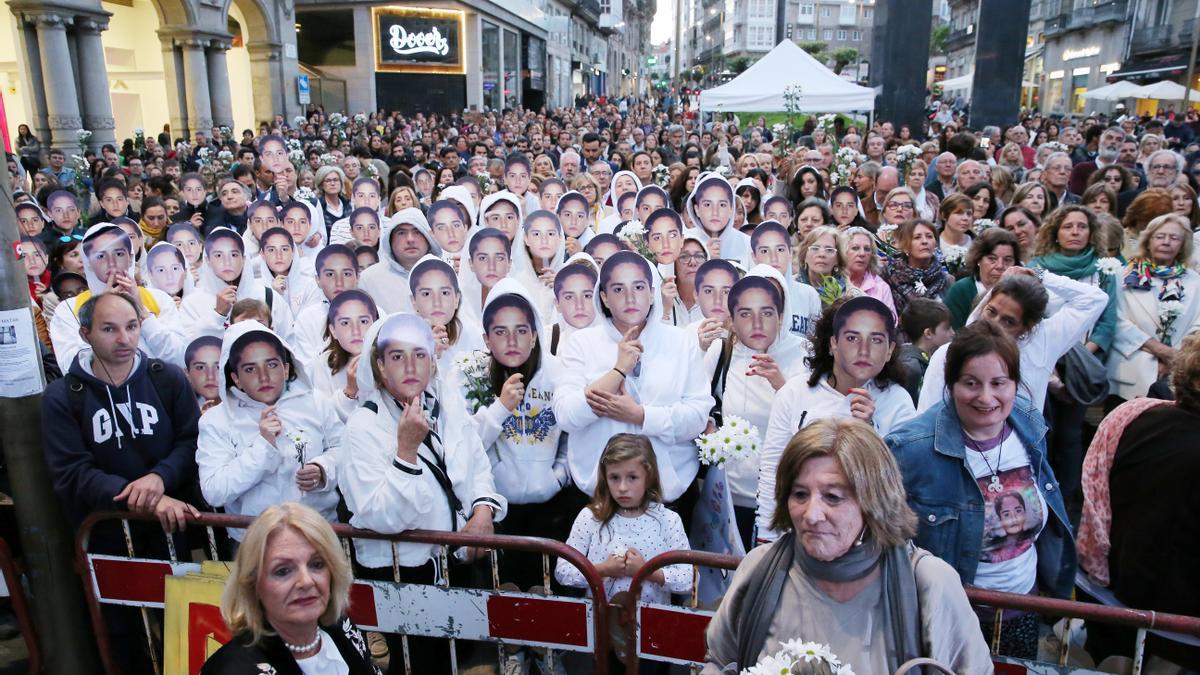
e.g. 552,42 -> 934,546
1109,213 -> 1200,402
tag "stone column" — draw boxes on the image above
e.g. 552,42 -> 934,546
159,39 -> 188,138
206,40 -> 234,129
33,13 -> 83,151
247,42 -> 282,126
16,18 -> 50,147
75,16 -> 117,152
179,38 -> 213,139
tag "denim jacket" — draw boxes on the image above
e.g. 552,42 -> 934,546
885,397 -> 1077,599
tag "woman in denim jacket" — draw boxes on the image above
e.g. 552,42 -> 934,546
886,321 -> 1076,661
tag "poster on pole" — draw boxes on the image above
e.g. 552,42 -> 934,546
0,308 -> 43,398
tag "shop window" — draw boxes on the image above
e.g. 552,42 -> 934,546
482,21 -> 501,110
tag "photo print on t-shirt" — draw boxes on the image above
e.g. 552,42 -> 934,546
978,465 -> 1045,564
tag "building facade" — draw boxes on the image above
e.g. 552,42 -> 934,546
1040,0 -> 1127,115
3,0 -> 299,151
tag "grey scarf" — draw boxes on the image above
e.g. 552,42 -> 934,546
735,531 -> 924,673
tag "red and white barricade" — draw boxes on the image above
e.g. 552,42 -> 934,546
76,512 -> 611,675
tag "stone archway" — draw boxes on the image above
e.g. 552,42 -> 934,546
225,0 -> 284,126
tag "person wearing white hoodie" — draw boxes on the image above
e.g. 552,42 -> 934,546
457,227 -> 514,328
358,206 -> 442,314
179,227 -> 294,344
685,172 -> 753,269
408,254 -> 485,374
512,209 -> 567,319
196,320 -> 343,543
749,220 -> 823,338
426,199 -> 472,273
255,226 -> 324,316
598,171 -> 642,234
917,266 -> 1108,412
50,223 -> 188,372
554,250 -> 713,511
557,190 -> 595,254
310,289 -> 380,422
450,278 -> 570,590
143,241 -> 194,309
278,199 -> 325,276
340,313 -> 505,674
288,244 -> 361,368
755,296 -> 917,542
704,266 -> 811,549
479,190 -> 524,242
548,253 -> 603,355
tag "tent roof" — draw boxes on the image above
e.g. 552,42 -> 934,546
698,40 -> 874,113
1083,80 -> 1145,101
1132,79 -> 1200,100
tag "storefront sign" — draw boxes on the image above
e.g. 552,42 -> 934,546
1063,46 -> 1101,61
373,6 -> 464,73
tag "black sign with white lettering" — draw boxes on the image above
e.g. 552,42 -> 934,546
375,10 -> 462,69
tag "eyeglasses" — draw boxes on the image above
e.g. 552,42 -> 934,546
886,201 -> 914,210
677,253 -> 706,263
1150,163 -> 1177,172
58,234 -> 83,243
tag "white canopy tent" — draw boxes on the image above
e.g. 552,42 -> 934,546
1083,80 -> 1146,101
1131,80 -> 1200,100
940,71 -> 1038,96
698,40 -> 874,112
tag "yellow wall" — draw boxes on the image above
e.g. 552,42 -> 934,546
1,6 -> 31,148
0,0 -> 258,148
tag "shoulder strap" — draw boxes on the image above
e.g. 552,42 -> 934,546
708,338 -> 734,427
735,532 -> 796,670
264,287 -> 274,312
144,358 -> 174,406
64,373 -> 86,421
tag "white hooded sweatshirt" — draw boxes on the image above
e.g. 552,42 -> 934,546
50,223 -> 187,372
548,252 -> 604,354
449,278 -> 569,505
196,321 -> 343,540
704,265 -> 812,509
358,207 -> 443,315
340,313 -> 507,568
254,242 -> 324,317
553,252 -> 714,502
684,172 -> 753,270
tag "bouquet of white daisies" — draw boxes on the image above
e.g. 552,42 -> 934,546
695,416 -> 760,466
742,640 -> 855,675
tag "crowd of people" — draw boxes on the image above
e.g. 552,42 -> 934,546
8,95 -> 1200,674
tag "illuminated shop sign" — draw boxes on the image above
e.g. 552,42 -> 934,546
373,6 -> 464,73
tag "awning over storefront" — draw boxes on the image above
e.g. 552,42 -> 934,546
1107,55 -> 1188,82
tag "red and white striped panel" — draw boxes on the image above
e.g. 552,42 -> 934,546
87,555 -> 204,608
635,602 -> 714,666
85,556 -> 595,653
348,579 -> 594,653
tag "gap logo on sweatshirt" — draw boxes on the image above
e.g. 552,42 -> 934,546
92,403 -> 161,443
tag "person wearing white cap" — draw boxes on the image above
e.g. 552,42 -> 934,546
340,312 -> 505,674
50,223 -> 187,372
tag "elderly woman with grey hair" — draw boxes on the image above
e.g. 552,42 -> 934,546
703,419 -> 991,674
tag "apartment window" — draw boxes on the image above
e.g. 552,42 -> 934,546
864,7 -> 873,19
823,28 -> 833,39
837,29 -> 847,40
808,28 -> 817,39
852,30 -> 861,41
821,6 -> 831,17
800,3 -> 814,15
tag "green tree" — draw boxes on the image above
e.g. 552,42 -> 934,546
831,47 -> 859,74
730,56 -> 754,74
798,41 -> 827,57
930,23 -> 949,56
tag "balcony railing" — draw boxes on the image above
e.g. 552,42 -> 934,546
946,26 -> 973,49
1130,24 -> 1172,54
1044,0 -> 1127,36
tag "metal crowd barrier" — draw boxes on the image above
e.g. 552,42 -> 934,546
619,550 -> 1200,675
73,511 -> 1200,675
75,511 -> 610,675
0,537 -> 41,675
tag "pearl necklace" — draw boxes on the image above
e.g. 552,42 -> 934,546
284,632 -> 321,654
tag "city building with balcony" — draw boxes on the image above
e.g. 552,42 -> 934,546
1040,0 -> 1129,114
780,0 -> 874,80
1107,0 -> 1200,113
